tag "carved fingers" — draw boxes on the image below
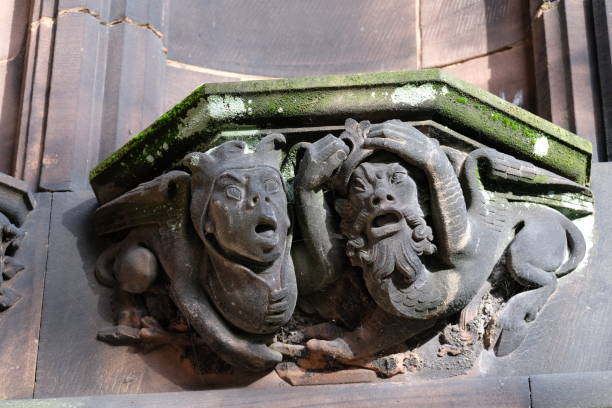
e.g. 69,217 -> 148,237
297,134 -> 349,190
366,120 -> 441,169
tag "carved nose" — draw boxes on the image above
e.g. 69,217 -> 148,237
371,191 -> 394,207
247,192 -> 271,209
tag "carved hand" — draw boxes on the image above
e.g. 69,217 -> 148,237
170,277 -> 282,371
296,134 -> 349,190
365,120 -> 442,170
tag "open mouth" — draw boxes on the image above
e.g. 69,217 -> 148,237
370,210 -> 404,238
255,217 -> 277,240
373,212 -> 401,228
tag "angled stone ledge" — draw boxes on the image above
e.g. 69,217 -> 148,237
90,69 -> 591,204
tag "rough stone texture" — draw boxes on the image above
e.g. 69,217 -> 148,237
89,70 -> 592,205
34,190 -> 287,397
0,193 -> 50,399
480,162 -> 612,376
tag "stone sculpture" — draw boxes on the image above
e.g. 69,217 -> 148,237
94,134 -> 296,371
293,119 -> 589,368
0,213 -> 24,311
92,118 -> 590,378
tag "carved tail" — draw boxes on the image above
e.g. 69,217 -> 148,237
371,268 -> 455,320
556,216 -> 587,277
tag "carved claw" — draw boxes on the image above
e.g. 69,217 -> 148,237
366,121 -> 441,169
297,135 -> 349,190
306,338 -> 355,361
97,325 -> 141,346
495,298 -> 540,356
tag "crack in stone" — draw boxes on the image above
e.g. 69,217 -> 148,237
58,7 -> 164,39
165,59 -> 277,80
426,37 -> 528,69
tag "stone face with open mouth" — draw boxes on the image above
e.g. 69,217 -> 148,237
369,210 -> 405,240
206,167 -> 290,266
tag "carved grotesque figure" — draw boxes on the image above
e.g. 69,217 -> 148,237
94,134 -> 295,370
0,212 -> 25,311
336,161 -> 437,316
294,119 -> 589,364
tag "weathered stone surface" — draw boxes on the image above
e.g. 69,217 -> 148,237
90,70 -> 592,204
480,162 -> 612,376
93,136 -> 296,371
87,70 -> 596,384
0,193 -> 50,399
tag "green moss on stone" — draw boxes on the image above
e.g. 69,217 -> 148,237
90,69 -> 592,203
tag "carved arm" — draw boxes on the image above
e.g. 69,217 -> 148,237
365,121 -> 470,263
170,273 -> 282,371
293,135 -> 350,294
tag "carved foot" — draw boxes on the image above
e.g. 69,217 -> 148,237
97,325 -> 141,346
495,292 -> 546,356
306,338 -> 355,361
0,287 -> 21,311
98,316 -> 196,349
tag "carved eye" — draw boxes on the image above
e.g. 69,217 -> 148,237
351,179 -> 367,193
264,179 -> 280,194
391,172 -> 408,184
226,185 -> 242,201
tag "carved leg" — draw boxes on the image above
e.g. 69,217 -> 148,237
98,243 -> 160,346
496,226 -> 562,356
307,307 -> 434,360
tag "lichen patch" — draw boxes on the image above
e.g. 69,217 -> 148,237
207,95 -> 246,120
533,137 -> 549,157
391,84 -> 437,106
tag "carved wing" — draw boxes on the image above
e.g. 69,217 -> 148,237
94,170 -> 191,236
468,148 -> 593,218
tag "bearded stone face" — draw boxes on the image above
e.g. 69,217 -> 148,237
335,162 -> 436,314
205,167 -> 290,265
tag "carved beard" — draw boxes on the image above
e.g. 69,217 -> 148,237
345,207 -> 436,287
362,227 -> 424,285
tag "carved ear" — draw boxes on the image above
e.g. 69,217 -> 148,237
181,152 -> 213,173
256,133 -> 286,164
334,198 -> 353,218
